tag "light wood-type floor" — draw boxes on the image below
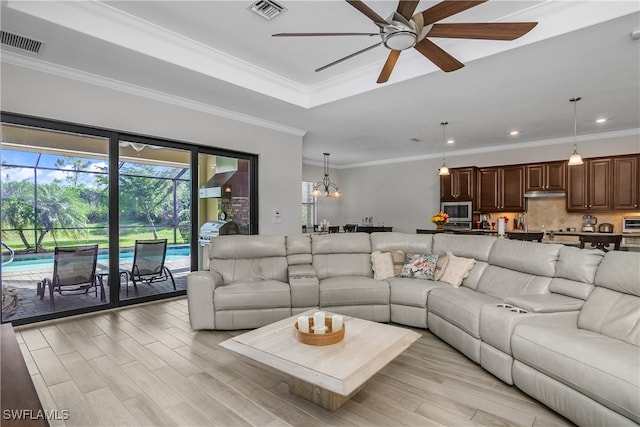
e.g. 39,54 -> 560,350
16,297 -> 574,427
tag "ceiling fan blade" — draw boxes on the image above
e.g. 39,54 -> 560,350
428,22 -> 538,40
273,32 -> 379,37
413,38 -> 464,72
316,42 -> 382,72
419,0 -> 487,26
377,50 -> 401,83
396,1 -> 420,21
345,0 -> 388,25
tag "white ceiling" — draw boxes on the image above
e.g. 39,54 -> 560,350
1,1 -> 639,167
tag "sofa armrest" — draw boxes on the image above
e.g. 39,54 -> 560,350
504,294 -> 585,313
288,265 -> 319,308
186,270 -> 223,330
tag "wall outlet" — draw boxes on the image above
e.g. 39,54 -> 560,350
273,210 -> 282,224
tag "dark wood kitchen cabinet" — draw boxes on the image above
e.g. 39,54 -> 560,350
525,161 -> 566,192
612,155 -> 639,210
478,165 -> 525,212
567,158 -> 612,212
440,167 -> 476,202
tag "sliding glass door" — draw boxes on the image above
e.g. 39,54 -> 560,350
1,123 -> 111,322
118,139 -> 191,301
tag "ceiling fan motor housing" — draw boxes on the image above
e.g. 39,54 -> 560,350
380,13 -> 417,50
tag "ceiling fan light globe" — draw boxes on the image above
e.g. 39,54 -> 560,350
382,31 -> 417,50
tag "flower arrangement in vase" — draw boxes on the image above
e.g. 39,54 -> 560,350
431,211 -> 449,230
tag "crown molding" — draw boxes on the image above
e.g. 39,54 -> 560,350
2,52 -> 307,137
317,128 -> 640,169
6,0 -> 311,108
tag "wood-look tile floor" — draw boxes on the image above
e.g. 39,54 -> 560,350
16,298 -> 574,427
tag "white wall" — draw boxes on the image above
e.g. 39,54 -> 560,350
1,63 -> 303,236
317,133 -> 639,233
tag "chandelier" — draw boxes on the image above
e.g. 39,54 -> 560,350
312,153 -> 341,198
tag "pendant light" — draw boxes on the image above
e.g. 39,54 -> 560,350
438,121 -> 450,176
567,97 -> 584,166
311,153 -> 341,198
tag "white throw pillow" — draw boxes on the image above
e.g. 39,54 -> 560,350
370,251 -> 395,280
439,251 -> 475,288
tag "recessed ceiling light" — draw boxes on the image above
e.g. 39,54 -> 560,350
447,139 -> 454,144
595,118 -> 607,124
509,130 -> 519,136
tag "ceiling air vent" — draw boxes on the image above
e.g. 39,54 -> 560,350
1,30 -> 43,54
249,0 -> 285,20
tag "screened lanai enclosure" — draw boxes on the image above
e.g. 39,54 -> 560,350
1,118 -> 255,324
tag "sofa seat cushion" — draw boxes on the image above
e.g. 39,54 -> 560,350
388,277 -> 447,308
512,324 -> 640,423
427,287 -> 500,338
320,276 -> 389,307
215,280 -> 291,310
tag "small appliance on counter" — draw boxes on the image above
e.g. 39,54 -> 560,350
622,216 -> 640,234
598,223 -> 614,233
480,213 -> 491,230
582,214 -> 597,232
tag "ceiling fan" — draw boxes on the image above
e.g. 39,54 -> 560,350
273,0 -> 537,83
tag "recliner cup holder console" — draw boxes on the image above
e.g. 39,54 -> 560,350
496,303 -> 528,314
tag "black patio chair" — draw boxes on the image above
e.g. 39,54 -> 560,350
37,244 -> 101,311
123,239 -> 176,296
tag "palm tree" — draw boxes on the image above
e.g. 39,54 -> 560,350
35,183 -> 90,250
1,197 -> 35,250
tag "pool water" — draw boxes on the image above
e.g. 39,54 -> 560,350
1,245 -> 190,273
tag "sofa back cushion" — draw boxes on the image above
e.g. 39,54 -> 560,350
548,246 -> 602,300
286,234 -> 312,265
210,235 -> 286,259
370,232 -> 433,255
578,251 -> 640,346
209,235 -> 288,284
312,233 -> 373,279
476,265 -> 552,299
432,234 -> 495,261
488,239 -> 560,277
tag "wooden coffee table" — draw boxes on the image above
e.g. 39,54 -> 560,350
220,310 -> 421,411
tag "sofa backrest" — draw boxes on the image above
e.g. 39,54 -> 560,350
286,234 -> 312,265
209,235 -> 288,284
549,246 -> 602,300
475,239 -> 560,299
578,251 -> 640,346
370,232 -> 433,255
433,234 -> 496,290
312,233 -> 373,280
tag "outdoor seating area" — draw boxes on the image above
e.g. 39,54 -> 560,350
1,251 -> 188,321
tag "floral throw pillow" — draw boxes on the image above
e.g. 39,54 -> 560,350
400,254 -> 439,280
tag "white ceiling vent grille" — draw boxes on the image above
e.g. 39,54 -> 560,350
1,30 -> 43,54
249,0 -> 285,20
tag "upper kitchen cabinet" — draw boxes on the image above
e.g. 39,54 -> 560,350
440,167 -> 477,202
567,158 -> 611,212
525,161 -> 566,192
478,165 -> 525,212
612,155 -> 639,210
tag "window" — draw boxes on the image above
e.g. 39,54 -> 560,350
302,182 -> 316,229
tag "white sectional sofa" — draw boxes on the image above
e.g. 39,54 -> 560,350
187,232 -> 640,426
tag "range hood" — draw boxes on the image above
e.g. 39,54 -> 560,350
524,190 -> 566,198
199,158 -> 237,199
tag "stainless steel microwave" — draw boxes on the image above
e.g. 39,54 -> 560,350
623,216 -> 640,233
440,201 -> 473,222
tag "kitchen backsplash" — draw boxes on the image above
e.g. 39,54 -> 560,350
489,198 -> 639,233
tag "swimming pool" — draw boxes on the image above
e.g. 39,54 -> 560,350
1,245 -> 191,273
